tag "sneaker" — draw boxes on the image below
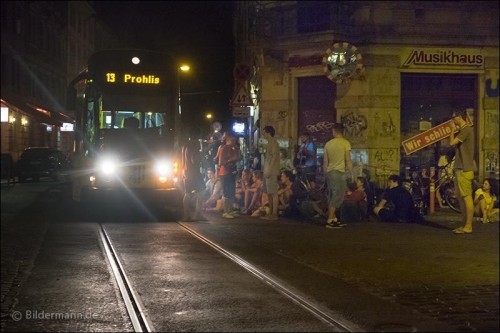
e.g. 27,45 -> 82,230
230,211 -> 241,217
222,213 -> 235,219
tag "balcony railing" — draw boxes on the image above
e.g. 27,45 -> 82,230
248,1 -> 356,41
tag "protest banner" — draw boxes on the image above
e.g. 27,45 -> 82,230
402,120 -> 456,155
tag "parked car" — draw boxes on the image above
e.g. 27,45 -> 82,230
16,147 -> 70,182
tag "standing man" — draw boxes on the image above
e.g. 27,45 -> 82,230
323,123 -> 353,228
217,133 -> 241,218
446,109 -> 476,234
261,126 -> 281,220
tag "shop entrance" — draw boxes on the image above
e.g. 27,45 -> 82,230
400,73 -> 478,173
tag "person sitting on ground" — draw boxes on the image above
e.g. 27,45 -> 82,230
361,169 -> 376,215
373,174 -> 422,223
251,192 -> 270,217
296,178 -> 328,221
201,168 -> 223,211
277,169 -> 295,216
235,168 -> 252,210
280,148 -> 294,172
339,178 -> 368,223
473,178 -> 499,224
242,170 -> 264,215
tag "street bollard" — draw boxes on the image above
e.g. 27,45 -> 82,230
429,178 -> 435,215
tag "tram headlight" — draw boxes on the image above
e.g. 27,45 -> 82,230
98,157 -> 119,175
154,159 -> 172,176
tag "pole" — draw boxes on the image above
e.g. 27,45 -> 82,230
177,73 -> 182,117
429,166 -> 435,215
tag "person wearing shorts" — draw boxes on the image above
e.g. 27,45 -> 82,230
447,109 -> 476,234
323,123 -> 353,228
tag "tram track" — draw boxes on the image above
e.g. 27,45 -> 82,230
99,224 -> 153,332
177,222 -> 361,332
100,221 -> 361,332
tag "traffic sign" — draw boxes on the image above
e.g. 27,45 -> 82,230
233,63 -> 251,81
232,106 -> 250,118
230,84 -> 253,107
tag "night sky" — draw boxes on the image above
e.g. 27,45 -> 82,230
92,1 -> 236,134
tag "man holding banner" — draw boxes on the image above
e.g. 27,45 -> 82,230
447,109 -> 476,234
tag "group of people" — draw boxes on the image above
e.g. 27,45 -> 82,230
179,110 -> 498,232
180,126 -> 282,221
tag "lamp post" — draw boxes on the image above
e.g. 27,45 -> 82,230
178,64 -> 190,116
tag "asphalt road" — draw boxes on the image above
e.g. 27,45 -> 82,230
1,181 -> 499,332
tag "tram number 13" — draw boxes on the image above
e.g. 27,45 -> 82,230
106,73 -> 116,83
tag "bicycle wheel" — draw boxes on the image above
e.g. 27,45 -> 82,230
442,183 -> 461,213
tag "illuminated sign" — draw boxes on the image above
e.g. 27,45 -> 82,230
61,122 -> 74,132
402,120 -> 456,155
1,107 -> 8,123
232,121 -> 245,134
402,48 -> 484,68
105,73 -> 160,84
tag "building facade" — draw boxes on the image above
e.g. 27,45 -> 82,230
234,1 -> 499,186
1,1 -> 119,161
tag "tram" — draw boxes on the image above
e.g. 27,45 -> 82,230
67,49 -> 183,215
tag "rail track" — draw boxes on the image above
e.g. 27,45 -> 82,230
99,222 -> 362,332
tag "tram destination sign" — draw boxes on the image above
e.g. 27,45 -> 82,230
402,120 -> 456,155
105,73 -> 160,84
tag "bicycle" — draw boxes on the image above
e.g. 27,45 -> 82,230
434,163 -> 461,213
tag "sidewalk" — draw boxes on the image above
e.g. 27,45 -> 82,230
1,183 -> 50,323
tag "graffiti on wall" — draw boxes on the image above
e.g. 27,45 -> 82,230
373,112 -> 397,138
300,109 -> 335,143
305,121 -> 335,137
485,110 -> 499,139
341,112 -> 367,138
372,148 -> 399,187
485,151 -> 499,176
261,109 -> 289,140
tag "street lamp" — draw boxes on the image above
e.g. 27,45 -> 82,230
206,113 -> 213,120
178,64 -> 190,116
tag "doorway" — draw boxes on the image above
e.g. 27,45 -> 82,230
400,73 -> 478,171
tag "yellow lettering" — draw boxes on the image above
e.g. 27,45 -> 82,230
106,73 -> 116,82
119,73 -> 160,84
424,135 -> 430,143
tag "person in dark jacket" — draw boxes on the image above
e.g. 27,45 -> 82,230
373,174 -> 422,223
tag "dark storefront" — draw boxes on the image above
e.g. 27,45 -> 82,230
400,73 -> 478,171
